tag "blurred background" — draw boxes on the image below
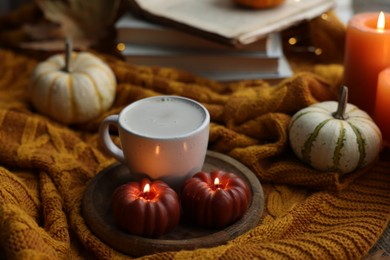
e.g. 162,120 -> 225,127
0,0 -> 31,15
1,0 -> 390,24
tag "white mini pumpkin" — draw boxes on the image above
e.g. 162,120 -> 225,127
30,46 -> 116,124
289,86 -> 382,174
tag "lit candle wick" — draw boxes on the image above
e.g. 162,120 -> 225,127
214,177 -> 220,189
377,11 -> 385,32
143,183 -> 150,199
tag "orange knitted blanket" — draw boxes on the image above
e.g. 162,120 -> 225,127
0,46 -> 389,259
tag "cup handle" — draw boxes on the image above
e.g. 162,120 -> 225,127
99,115 -> 126,164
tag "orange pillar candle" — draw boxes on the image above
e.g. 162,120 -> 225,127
343,12 -> 390,116
374,68 -> 390,142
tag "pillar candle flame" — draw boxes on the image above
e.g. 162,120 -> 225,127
377,11 -> 385,31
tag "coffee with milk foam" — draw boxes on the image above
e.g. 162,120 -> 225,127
121,96 -> 207,138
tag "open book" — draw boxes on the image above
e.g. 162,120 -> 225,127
128,0 -> 334,46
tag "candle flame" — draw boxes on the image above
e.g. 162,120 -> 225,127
214,177 -> 220,186
155,145 -> 160,155
143,183 -> 150,193
377,12 -> 385,31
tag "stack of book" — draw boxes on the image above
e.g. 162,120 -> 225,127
115,12 -> 292,81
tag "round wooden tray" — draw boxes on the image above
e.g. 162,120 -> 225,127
82,150 -> 264,257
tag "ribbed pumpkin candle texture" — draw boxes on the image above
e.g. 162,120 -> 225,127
111,178 -> 180,238
181,170 -> 251,228
343,12 -> 390,115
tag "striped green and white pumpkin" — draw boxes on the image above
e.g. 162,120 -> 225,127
288,87 -> 382,174
29,43 -> 116,124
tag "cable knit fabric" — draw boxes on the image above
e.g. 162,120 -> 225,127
0,46 -> 389,260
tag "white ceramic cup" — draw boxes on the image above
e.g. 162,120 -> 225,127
99,96 -> 210,190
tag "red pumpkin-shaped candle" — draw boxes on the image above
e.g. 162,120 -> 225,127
111,178 -> 180,238
181,170 -> 251,228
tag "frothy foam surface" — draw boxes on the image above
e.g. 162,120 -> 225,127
121,97 -> 206,138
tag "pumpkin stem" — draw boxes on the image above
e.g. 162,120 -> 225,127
333,86 -> 349,120
64,37 -> 73,73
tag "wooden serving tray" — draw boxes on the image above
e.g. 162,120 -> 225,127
82,150 -> 264,257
